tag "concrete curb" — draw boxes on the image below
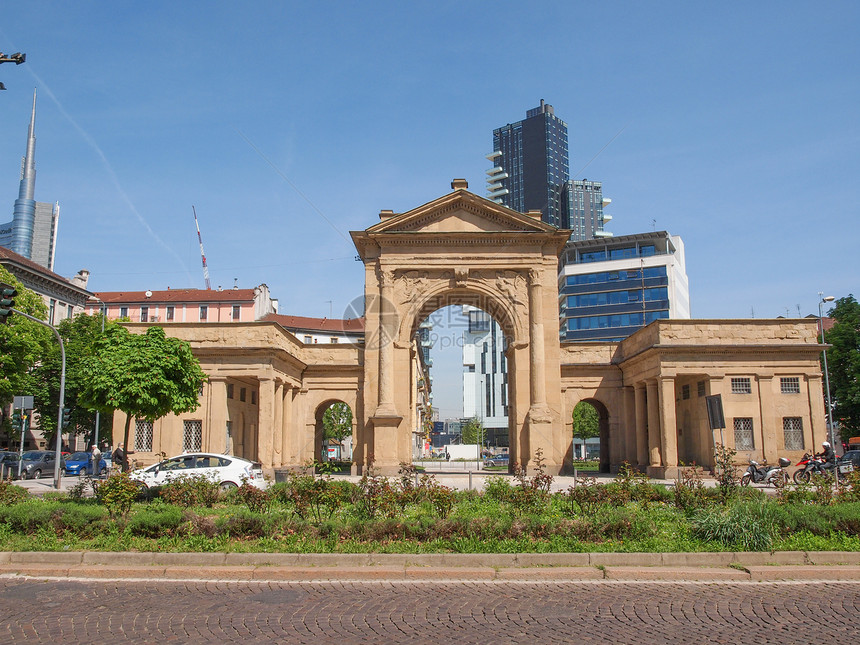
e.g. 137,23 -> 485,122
2,551 -> 860,582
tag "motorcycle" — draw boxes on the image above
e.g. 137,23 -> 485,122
741,457 -> 790,487
793,453 -> 836,484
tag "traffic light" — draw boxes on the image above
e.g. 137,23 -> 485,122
11,409 -> 21,426
62,408 -> 71,428
0,284 -> 17,324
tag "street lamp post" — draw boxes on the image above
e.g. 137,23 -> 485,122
818,293 -> 836,480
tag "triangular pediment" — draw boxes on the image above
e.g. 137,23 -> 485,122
364,189 -> 558,235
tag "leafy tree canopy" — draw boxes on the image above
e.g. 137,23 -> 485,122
30,313 -> 116,447
322,402 -> 353,443
572,401 -> 600,441
824,294 -> 860,434
0,268 -> 50,427
461,417 -> 486,445
80,325 -> 207,448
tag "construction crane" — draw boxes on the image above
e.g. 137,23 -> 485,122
192,206 -> 212,290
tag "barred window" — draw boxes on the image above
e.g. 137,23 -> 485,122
135,419 -> 153,452
682,384 -> 690,400
183,420 -> 202,452
731,377 -> 752,394
733,417 -> 754,450
783,417 -> 804,451
697,381 -> 706,397
781,377 -> 801,394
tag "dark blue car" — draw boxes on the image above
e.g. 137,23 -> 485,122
64,451 -> 107,476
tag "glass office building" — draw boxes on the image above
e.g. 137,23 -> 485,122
560,179 -> 612,241
487,100 -> 570,227
558,232 -> 690,342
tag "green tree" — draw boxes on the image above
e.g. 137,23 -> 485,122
824,295 -> 860,434
80,325 -> 207,449
322,402 -> 353,443
29,313 -> 115,448
0,267 -> 50,443
461,417 -> 485,445
572,401 -> 600,459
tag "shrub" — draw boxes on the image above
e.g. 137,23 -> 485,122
215,509 -> 268,538
96,472 -> 141,517
692,501 -> 778,551
673,466 -> 709,513
126,504 -> 185,538
483,476 -> 512,503
272,472 -> 349,522
0,478 -> 30,505
353,468 -> 399,520
713,443 -> 738,504
158,475 -> 221,508
232,482 -> 272,514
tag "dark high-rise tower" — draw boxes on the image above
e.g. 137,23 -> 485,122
486,100 -> 569,227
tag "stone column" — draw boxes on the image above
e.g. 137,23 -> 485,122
257,377 -> 275,468
376,267 -> 397,416
281,384 -> 293,467
806,374 -> 826,450
273,381 -> 283,465
757,376 -> 777,462
527,268 -> 548,412
646,380 -> 661,467
658,376 -> 678,468
634,383 -> 648,468
208,377 -> 229,454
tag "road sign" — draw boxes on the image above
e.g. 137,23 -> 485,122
13,395 -> 34,410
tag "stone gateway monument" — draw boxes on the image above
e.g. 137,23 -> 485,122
115,181 -> 828,478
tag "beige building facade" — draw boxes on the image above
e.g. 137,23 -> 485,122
113,182 -> 828,477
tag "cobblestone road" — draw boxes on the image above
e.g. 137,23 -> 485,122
1,578 -> 858,643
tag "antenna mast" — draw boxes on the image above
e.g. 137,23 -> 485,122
192,206 -> 211,290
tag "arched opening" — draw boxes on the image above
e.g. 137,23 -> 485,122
314,400 -> 354,469
571,399 -> 610,473
416,304 -> 513,464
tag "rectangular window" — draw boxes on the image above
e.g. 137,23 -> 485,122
226,383 -> 234,399
330,337 -> 339,344
166,306 -> 174,321
251,390 -> 257,405
231,305 -> 240,321
49,299 -> 56,325
199,305 -> 208,321
135,419 -> 154,452
140,306 -> 148,323
67,304 -> 74,319
183,420 -> 202,452
731,377 -> 752,394
780,377 -> 801,394
681,384 -> 690,400
783,417 -> 804,451
120,306 -> 128,319
733,418 -> 754,450
304,335 -> 312,344
240,387 -> 246,402
697,381 -> 706,397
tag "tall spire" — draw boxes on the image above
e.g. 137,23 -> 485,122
10,89 -> 37,258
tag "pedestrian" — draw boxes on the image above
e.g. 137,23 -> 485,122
90,444 -> 102,478
113,442 -> 133,473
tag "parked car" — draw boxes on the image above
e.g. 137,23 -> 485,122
63,451 -> 107,477
483,454 -> 510,468
839,450 -> 860,470
0,451 -> 20,478
130,452 -> 265,492
19,451 -> 64,479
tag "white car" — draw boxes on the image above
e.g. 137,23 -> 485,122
130,452 -> 265,492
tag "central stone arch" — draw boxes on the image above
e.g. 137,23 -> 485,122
351,180 -> 571,475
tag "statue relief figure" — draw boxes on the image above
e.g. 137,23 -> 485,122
398,270 -> 429,305
495,270 -> 527,311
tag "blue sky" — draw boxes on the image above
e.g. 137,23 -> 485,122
3,2 -> 858,418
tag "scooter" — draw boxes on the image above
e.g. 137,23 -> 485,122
741,457 -> 790,487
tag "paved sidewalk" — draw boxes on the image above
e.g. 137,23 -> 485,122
3,550 -> 859,583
